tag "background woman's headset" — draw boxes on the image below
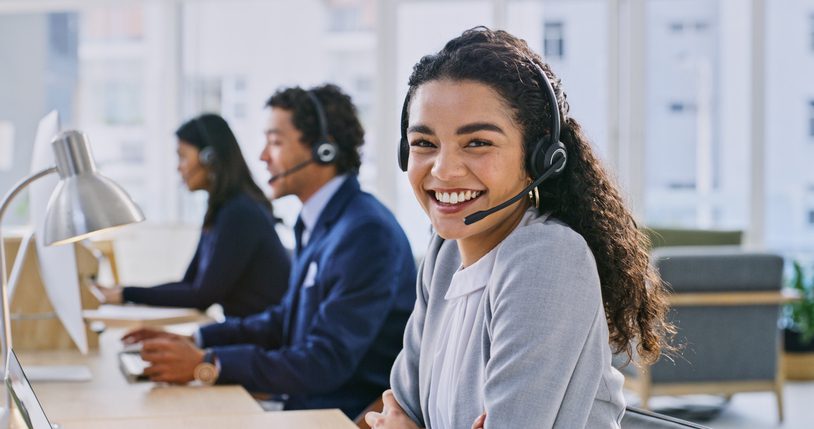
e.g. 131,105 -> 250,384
194,118 -> 217,167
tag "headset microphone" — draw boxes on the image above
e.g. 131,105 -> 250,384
268,158 -> 314,183
463,154 -> 564,225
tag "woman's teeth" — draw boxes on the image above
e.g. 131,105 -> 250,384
434,190 -> 481,204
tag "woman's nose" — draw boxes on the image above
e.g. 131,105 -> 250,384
431,147 -> 466,180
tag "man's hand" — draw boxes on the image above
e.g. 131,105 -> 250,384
121,327 -> 188,345
139,336 -> 205,384
364,390 -> 421,429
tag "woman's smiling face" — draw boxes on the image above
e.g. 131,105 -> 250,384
406,79 -> 531,257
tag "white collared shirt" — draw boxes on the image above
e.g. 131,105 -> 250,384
427,244 -> 499,429
298,174 -> 347,247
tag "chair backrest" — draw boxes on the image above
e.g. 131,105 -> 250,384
622,406 -> 710,428
652,247 -> 783,293
650,247 -> 784,383
644,227 -> 742,249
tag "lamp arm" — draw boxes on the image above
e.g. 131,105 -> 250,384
0,165 -> 58,378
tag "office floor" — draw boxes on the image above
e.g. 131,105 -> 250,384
627,382 -> 814,428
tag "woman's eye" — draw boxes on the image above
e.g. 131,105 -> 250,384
467,139 -> 492,148
410,139 -> 435,148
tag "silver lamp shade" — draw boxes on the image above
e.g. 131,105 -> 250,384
43,130 -> 144,245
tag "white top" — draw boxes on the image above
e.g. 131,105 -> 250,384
298,174 -> 347,246
427,243 -> 499,429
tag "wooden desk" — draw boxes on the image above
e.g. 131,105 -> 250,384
14,328 -> 358,428
58,409 -> 357,429
18,329 -> 262,423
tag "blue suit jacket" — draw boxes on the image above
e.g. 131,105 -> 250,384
199,176 -> 416,417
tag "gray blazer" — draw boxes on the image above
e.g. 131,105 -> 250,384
390,213 -> 625,428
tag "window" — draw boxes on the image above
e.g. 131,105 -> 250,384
669,102 -> 684,113
810,14 -> 814,51
543,21 -> 565,60
668,101 -> 697,113
809,100 -> 814,138
669,21 -> 684,32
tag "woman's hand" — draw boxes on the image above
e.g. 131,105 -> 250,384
471,412 -> 487,429
91,282 -> 123,304
364,390 -> 421,429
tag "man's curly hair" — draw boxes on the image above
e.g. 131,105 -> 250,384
266,84 -> 364,175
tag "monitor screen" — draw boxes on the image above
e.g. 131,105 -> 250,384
5,349 -> 53,429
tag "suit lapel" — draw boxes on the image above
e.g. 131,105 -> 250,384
282,176 -> 362,345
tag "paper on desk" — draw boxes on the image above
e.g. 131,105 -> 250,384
83,304 -> 203,327
29,111 -> 88,354
24,365 -> 92,382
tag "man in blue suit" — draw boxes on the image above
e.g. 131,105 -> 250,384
124,84 -> 416,418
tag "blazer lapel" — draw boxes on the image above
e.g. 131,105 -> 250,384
282,175 -> 362,345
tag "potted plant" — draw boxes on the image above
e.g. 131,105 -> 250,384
783,261 -> 814,380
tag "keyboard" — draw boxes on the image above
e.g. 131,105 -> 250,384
118,351 -> 149,382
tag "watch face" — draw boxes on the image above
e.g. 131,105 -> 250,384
194,362 -> 218,385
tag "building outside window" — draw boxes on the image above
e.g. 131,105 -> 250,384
543,21 -> 565,60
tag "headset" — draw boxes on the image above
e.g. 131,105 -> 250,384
194,118 -> 217,167
269,90 -> 339,183
397,60 -> 567,225
305,90 -> 339,165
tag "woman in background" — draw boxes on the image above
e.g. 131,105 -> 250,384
97,113 -> 290,318
367,28 -> 674,428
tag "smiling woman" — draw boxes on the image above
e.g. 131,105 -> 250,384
406,80 -> 529,266
366,27 -> 675,429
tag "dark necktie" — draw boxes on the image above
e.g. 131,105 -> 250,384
294,216 -> 305,255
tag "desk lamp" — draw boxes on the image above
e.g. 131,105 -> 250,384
0,130 -> 144,380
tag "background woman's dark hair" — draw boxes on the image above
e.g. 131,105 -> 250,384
265,84 -> 364,175
175,113 -> 271,228
403,26 -> 674,364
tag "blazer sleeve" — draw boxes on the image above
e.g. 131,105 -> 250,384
209,220 -> 405,395
390,237 -> 444,428
483,225 -> 606,429
198,301 -> 288,350
122,201 -> 263,309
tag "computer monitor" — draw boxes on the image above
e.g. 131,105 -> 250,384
5,349 -> 54,429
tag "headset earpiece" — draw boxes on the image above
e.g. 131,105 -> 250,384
398,137 -> 409,172
529,137 -> 566,178
198,145 -> 216,167
313,141 -> 338,164
305,90 -> 339,166
193,118 -> 217,167
398,94 -> 411,172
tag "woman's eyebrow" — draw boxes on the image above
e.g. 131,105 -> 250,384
456,122 -> 505,135
407,122 -> 506,136
407,124 -> 434,135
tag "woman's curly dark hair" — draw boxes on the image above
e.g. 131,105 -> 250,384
404,27 -> 674,364
266,84 -> 364,175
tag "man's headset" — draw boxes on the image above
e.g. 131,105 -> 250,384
397,60 -> 567,225
269,90 -> 340,183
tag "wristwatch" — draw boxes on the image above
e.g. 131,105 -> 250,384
193,349 -> 219,385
